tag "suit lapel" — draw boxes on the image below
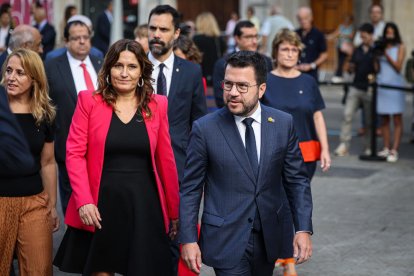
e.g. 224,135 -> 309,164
257,107 -> 273,186
217,108 -> 256,185
57,55 -> 77,103
168,55 -> 181,100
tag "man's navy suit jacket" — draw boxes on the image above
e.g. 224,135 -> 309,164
180,105 -> 312,269
39,22 -> 56,59
93,12 -> 111,54
166,55 -> 207,181
45,53 -> 103,164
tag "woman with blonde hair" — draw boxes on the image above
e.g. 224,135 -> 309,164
0,48 -> 59,275
261,29 -> 331,276
193,12 -> 226,86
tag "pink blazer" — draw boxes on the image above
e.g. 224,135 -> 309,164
64,90 -> 179,233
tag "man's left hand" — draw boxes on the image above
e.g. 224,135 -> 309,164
169,219 -> 179,240
293,232 -> 312,264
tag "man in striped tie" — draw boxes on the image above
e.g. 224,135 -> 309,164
45,17 -> 103,216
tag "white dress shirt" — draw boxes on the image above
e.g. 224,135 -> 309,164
37,19 -> 47,31
67,51 -> 98,94
0,26 -> 10,49
234,103 -> 262,162
148,52 -> 174,97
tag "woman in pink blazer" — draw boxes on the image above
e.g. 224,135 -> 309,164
54,39 -> 179,276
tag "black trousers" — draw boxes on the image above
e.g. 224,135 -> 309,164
214,230 -> 274,276
58,162 -> 72,215
335,48 -> 348,77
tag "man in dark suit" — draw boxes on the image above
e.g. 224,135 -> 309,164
147,5 -> 208,275
180,51 -> 313,275
0,88 -> 34,176
93,0 -> 112,54
45,19 -> 103,215
213,20 -> 273,108
33,3 -> 56,59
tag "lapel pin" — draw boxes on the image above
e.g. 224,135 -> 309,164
268,117 -> 275,123
176,68 -> 179,72
299,90 -> 303,94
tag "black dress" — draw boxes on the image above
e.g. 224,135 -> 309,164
54,112 -> 171,275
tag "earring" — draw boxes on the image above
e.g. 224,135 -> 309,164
137,77 -> 144,88
106,75 -> 111,85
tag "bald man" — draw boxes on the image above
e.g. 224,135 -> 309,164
0,24 -> 43,73
295,7 -> 328,81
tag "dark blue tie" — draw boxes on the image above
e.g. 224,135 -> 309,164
157,63 -> 167,95
243,117 -> 259,179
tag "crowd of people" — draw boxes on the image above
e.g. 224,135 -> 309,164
0,1 -> 412,276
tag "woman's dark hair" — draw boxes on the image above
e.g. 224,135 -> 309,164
383,22 -> 402,45
64,5 -> 77,24
173,35 -> 202,64
96,39 -> 154,118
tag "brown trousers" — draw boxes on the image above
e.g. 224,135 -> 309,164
0,191 -> 52,276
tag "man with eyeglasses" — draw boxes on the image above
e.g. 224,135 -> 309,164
213,20 -> 273,108
180,51 -> 313,276
45,19 -> 103,215
45,15 -> 104,61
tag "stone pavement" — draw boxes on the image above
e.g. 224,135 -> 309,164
49,85 -> 414,275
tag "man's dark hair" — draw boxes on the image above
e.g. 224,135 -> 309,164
148,5 -> 181,30
233,20 -> 255,37
225,51 -> 267,85
64,20 -> 91,40
369,4 -> 384,13
359,23 -> 374,34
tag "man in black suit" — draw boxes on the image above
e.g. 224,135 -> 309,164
0,88 -> 34,176
0,24 -> 43,74
45,20 -> 103,215
93,0 -> 112,54
147,5 -> 208,275
213,20 -> 273,108
32,3 -> 56,59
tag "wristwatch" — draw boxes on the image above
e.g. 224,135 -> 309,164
310,62 -> 317,70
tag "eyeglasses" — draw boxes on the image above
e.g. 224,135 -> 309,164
279,47 -> 300,54
221,80 -> 259,94
240,34 -> 259,41
69,35 -> 91,42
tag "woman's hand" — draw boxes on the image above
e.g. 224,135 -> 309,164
78,204 -> 102,229
50,206 -> 60,232
169,219 -> 179,240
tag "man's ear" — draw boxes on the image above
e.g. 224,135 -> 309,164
258,83 -> 266,99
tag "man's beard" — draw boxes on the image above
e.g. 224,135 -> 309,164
225,93 -> 259,117
149,38 -> 172,57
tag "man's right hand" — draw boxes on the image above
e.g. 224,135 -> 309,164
181,242 -> 202,274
